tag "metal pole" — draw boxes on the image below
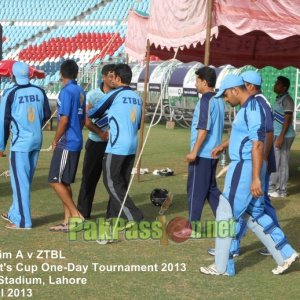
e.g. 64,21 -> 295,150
204,0 -> 213,66
137,39 -> 150,182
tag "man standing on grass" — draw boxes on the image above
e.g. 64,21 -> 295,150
77,64 -> 115,219
89,64 -> 144,225
48,59 -> 86,232
174,66 -> 224,238
0,61 -> 51,229
269,76 -> 295,198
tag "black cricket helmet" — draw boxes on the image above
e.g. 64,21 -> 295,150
150,188 -> 169,207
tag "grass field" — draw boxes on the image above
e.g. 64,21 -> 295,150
0,125 -> 299,299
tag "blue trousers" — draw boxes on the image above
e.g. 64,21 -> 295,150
216,160 -> 296,275
187,157 -> 220,221
8,151 -> 39,228
232,172 -> 281,254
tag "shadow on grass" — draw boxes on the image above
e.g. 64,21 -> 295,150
0,174 -> 50,197
30,171 -> 188,225
0,179 -> 11,197
33,212 -> 65,227
32,192 -> 188,228
88,193 -> 188,221
272,198 -> 291,212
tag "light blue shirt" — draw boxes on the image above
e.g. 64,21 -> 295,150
229,96 -> 265,161
190,92 -> 225,159
86,88 -> 105,142
89,86 -> 142,155
0,84 -> 51,152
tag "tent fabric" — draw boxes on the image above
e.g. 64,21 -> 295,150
0,59 -> 46,79
125,10 -> 149,61
150,27 -> 300,69
125,0 -> 300,68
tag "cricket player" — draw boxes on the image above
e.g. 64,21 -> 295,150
48,60 -> 86,232
174,66 -> 224,239
200,74 -> 298,276
208,71 -> 280,257
0,61 -> 51,229
77,64 -> 115,219
89,63 -> 144,223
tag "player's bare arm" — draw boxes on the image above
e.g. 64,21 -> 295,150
251,140 -> 264,198
275,113 -> 292,148
52,115 -> 69,150
211,138 -> 229,158
186,129 -> 207,162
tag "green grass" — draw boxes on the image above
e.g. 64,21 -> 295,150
0,125 -> 300,299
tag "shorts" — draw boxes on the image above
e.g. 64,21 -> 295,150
48,148 -> 80,184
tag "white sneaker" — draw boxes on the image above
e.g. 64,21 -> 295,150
272,252 -> 299,275
200,264 -> 229,276
268,191 -> 281,198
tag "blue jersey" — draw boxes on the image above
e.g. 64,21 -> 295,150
0,84 -> 51,152
255,93 -> 276,173
56,80 -> 86,151
86,88 -> 105,142
229,96 -> 265,161
190,92 -> 225,159
89,86 -> 142,155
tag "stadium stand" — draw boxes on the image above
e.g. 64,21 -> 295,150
1,0 -> 150,94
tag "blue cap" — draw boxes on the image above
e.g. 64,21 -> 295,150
215,74 -> 244,98
12,62 -> 29,85
241,70 -> 262,86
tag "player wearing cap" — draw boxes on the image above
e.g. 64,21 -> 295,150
241,70 -> 280,255
0,61 -> 51,229
77,64 -> 115,219
200,74 -> 298,276
208,71 -> 280,257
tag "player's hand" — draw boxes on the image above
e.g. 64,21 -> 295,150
251,178 -> 263,198
275,135 -> 283,149
186,152 -> 197,163
211,145 -> 223,158
99,130 -> 109,141
51,141 -> 57,151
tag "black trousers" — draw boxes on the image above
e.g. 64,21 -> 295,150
77,139 -> 107,218
103,153 -> 144,222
